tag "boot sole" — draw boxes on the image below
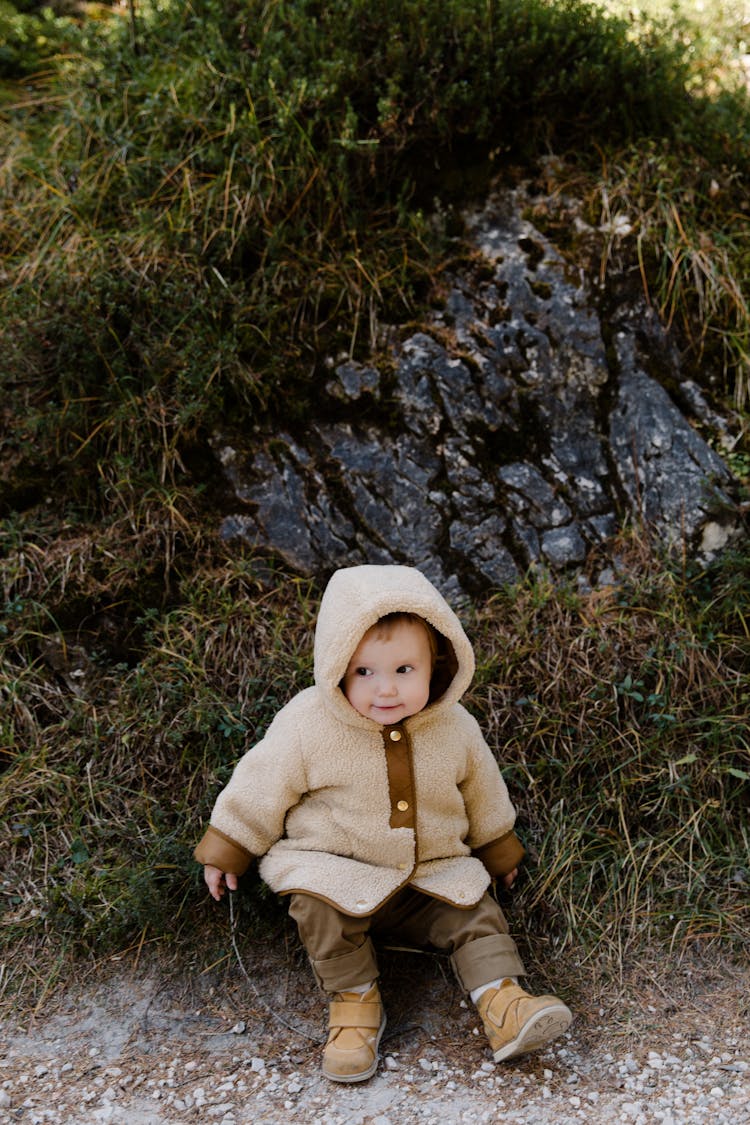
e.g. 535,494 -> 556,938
493,1004 -> 572,1062
322,1013 -> 387,1083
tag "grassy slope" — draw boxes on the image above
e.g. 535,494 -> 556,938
1,1 -> 749,1004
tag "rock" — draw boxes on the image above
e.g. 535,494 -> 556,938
609,328 -> 734,545
214,185 -> 742,592
326,361 -> 380,401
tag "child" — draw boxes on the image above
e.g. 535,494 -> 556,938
195,564 -> 571,1083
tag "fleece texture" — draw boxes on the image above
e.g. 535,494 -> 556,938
194,564 -> 524,915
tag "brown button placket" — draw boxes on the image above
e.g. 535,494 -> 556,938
383,724 -> 416,831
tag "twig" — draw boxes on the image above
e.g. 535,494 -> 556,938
228,892 -> 323,1044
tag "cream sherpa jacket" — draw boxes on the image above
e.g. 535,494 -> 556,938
194,565 -> 525,916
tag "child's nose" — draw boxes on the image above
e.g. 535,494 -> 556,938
378,676 -> 398,696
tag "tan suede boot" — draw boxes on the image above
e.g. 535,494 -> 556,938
322,984 -> 386,1083
477,980 -> 572,1062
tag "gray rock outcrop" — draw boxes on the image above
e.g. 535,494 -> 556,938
213,188 -> 741,594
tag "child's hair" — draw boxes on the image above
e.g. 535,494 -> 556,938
369,612 -> 439,668
345,612 -> 457,704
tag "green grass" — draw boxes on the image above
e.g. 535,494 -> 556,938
586,1 -> 750,402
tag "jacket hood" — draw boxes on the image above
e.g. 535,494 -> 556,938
313,565 -> 475,725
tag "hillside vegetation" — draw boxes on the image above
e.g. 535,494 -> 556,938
1,0 -> 749,1006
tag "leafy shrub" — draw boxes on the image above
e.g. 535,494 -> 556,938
0,0 -> 85,77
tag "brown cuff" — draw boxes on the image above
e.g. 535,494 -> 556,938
451,933 -> 526,991
193,825 -> 254,875
472,830 -> 525,877
310,938 -> 380,993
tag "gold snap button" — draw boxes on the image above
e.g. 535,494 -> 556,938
397,800 -> 409,812
389,730 -> 402,742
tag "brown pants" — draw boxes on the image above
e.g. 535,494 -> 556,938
288,887 -> 526,994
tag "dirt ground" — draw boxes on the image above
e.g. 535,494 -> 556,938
1,931 -> 748,1124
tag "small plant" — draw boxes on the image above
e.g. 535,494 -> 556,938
0,1 -> 89,78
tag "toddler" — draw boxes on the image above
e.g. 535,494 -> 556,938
195,564 -> 571,1082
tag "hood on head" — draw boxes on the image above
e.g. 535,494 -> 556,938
313,565 -> 475,721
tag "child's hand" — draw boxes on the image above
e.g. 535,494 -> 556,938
500,867 -> 518,890
204,865 -> 238,902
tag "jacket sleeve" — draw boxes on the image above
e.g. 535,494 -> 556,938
472,829 -> 525,877
458,710 -> 526,877
194,825 -> 255,874
193,701 -> 308,871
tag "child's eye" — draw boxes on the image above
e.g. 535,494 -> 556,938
397,664 -> 414,674
355,667 -> 371,677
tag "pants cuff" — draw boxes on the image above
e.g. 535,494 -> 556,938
310,936 -> 379,993
450,933 -> 526,992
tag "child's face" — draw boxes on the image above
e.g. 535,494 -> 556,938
342,619 -> 433,724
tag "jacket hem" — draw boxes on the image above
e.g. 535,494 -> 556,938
278,876 -> 486,916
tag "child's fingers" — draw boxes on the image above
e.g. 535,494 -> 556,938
204,865 -> 225,900
203,866 -> 238,901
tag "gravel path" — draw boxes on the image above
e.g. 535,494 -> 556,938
1,949 -> 748,1124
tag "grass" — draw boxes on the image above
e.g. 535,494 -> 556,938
1,0 -> 750,1006
1,524 -> 748,1007
537,140 -> 750,409
472,537 -> 750,955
